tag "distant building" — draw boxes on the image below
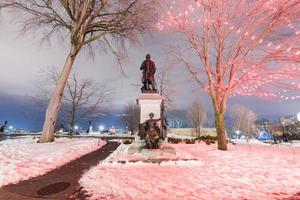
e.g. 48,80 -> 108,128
279,115 -> 298,126
255,119 -> 272,132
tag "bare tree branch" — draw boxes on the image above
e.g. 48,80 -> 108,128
160,0 -> 300,150
0,0 -> 160,142
187,101 -> 207,137
118,103 -> 140,134
231,104 -> 258,141
33,68 -> 112,134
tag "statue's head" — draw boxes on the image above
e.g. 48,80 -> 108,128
146,54 -> 151,60
149,112 -> 154,118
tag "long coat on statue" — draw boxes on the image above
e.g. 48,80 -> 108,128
140,59 -> 156,83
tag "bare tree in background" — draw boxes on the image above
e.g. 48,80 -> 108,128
156,58 -> 176,131
187,101 -> 207,137
160,0 -> 300,150
168,109 -> 186,128
34,68 -> 111,136
157,59 -> 176,110
0,0 -> 159,142
231,104 -> 258,141
118,103 -> 140,134
64,75 -> 111,135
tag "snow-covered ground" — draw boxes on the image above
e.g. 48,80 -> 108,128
0,137 -> 106,187
234,138 -> 268,144
233,138 -> 300,148
80,142 -> 300,200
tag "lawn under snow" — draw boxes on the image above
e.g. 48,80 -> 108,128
0,137 -> 106,187
80,142 -> 300,200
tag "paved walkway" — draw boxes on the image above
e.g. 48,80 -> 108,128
0,141 -> 119,200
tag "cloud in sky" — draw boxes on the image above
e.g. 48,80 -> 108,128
0,10 -> 300,129
0,11 -> 192,108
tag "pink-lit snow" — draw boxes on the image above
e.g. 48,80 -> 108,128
0,137 -> 106,187
80,143 -> 300,200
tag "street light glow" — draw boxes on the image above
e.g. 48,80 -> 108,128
74,125 -> 79,130
99,125 -> 104,131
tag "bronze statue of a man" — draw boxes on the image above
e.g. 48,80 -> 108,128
144,113 -> 161,149
140,54 -> 156,92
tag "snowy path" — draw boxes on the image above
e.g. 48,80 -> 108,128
0,137 -> 106,187
80,143 -> 300,200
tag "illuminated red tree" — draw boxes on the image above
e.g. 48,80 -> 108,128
159,0 -> 300,150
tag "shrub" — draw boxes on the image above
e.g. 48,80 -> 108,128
167,137 -> 182,144
184,138 -> 196,144
199,135 -> 217,141
204,140 -> 216,145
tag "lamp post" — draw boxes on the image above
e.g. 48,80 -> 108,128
235,130 -> 240,143
297,112 -> 300,122
74,125 -> 79,133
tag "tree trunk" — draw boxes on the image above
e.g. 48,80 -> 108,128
215,110 -> 227,150
195,127 -> 200,138
69,114 -> 75,138
39,47 -> 79,143
198,126 -> 202,138
69,106 -> 76,138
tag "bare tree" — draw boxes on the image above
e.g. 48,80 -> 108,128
187,101 -> 207,137
156,58 -> 176,130
34,68 -> 111,135
118,103 -> 140,134
157,59 -> 176,110
168,109 -> 187,128
231,104 -> 258,141
160,0 -> 300,150
64,75 -> 111,135
0,0 -> 159,142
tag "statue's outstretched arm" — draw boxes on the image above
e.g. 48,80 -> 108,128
140,61 -> 145,70
154,118 -> 161,122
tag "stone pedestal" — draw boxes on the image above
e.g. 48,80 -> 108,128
128,92 -> 167,157
127,144 -> 176,158
136,93 -> 165,124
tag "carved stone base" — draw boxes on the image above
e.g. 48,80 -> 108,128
127,135 -> 145,155
127,141 -> 176,159
140,149 -> 162,158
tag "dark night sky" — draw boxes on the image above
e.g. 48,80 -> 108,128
0,11 -> 299,131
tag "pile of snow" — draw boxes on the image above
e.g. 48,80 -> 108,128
80,133 -> 133,138
234,138 -> 300,148
167,133 -> 196,139
80,143 -> 300,200
233,138 -> 267,144
287,140 -> 300,148
0,137 -> 106,187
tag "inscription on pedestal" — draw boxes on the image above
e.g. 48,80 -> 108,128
137,93 -> 165,124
